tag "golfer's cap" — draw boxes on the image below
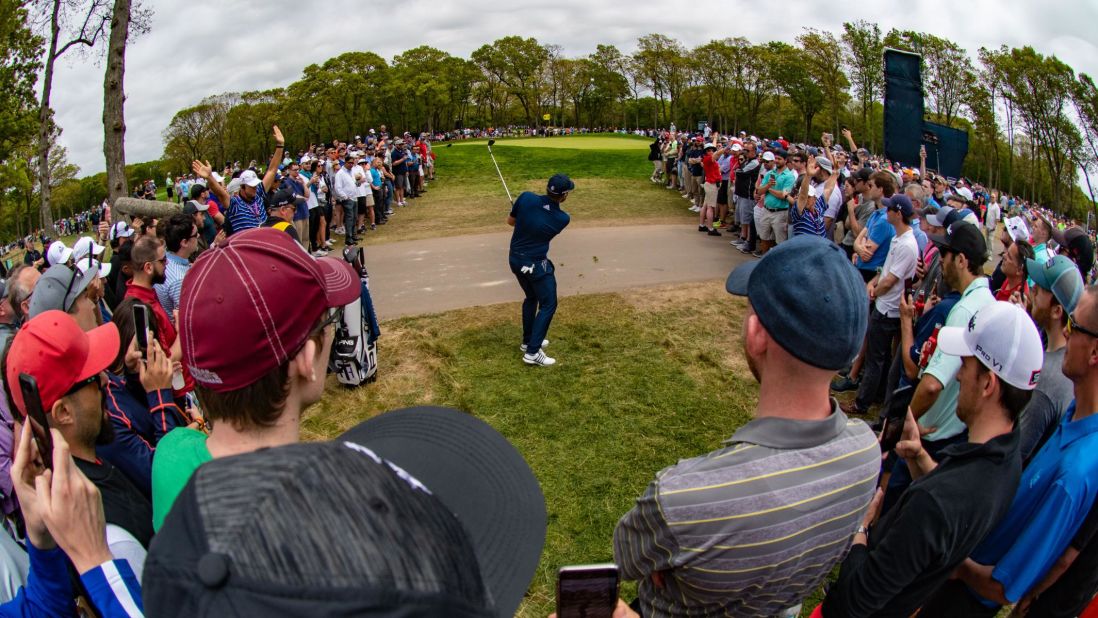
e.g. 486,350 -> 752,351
547,173 -> 574,195
937,301 -> 1043,390
239,169 -> 261,188
1026,254 -> 1084,314
726,236 -> 867,370
46,241 -> 73,266
72,236 -> 105,262
145,406 -> 546,618
761,151 -> 775,161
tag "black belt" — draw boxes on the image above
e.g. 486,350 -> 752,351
765,207 -> 788,213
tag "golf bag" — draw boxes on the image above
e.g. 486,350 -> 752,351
329,246 -> 381,386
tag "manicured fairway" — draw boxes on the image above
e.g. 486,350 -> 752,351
452,134 -> 651,150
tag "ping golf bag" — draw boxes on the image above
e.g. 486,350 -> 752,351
329,246 -> 381,386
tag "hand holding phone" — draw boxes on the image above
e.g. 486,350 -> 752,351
557,564 -> 619,618
18,374 -> 54,471
133,304 -> 149,359
879,385 -> 916,453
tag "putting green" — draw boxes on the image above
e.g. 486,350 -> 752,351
452,135 -> 649,150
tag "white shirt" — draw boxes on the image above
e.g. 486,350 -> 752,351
333,167 -> 358,201
107,524 -> 146,584
875,228 -> 919,317
353,167 -> 369,198
811,178 -> 843,219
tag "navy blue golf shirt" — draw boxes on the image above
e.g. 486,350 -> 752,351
509,192 -> 570,259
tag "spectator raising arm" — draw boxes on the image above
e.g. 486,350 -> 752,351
192,160 -> 228,210
262,126 -> 285,193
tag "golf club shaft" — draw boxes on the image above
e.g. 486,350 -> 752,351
487,145 -> 514,204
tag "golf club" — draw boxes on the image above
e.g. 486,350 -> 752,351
486,139 -> 514,204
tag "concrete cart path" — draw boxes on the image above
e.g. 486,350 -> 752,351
364,224 -> 751,319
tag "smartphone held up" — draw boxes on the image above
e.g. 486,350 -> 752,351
17,373 -> 53,470
557,564 -> 619,618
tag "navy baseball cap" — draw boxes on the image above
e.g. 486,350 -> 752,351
884,194 -> 914,217
547,173 -> 574,195
725,236 -> 868,370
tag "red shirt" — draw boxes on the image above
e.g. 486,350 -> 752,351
995,277 -> 1028,302
702,153 -> 721,184
124,281 -> 194,395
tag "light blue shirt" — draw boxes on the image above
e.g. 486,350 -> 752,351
154,253 -> 191,322
919,277 -> 995,441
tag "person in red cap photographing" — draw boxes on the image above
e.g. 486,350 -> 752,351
4,309 -> 152,575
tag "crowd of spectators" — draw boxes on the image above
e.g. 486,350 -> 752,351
0,120 -> 1096,617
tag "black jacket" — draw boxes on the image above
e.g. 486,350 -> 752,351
822,429 -> 1022,618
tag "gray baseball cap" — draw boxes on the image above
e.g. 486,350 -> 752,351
28,264 -> 95,318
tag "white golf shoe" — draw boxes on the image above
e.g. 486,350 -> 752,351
523,350 -> 556,366
519,339 -> 549,353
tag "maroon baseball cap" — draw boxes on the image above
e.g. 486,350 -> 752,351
179,228 -> 359,392
5,311 -> 119,417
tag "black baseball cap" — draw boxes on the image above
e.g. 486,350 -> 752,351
267,189 -> 304,210
547,173 -> 574,195
929,221 -> 988,266
144,406 -> 546,617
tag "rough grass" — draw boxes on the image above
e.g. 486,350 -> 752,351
303,281 -> 778,617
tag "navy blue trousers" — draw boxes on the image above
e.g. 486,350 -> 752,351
510,256 -> 557,355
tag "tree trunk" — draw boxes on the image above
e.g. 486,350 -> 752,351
103,0 -> 130,209
37,0 -> 65,233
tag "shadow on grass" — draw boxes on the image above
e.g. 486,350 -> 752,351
303,281 -> 769,616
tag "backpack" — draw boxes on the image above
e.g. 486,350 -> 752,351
329,246 -> 380,386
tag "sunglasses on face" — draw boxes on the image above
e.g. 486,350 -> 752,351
1068,313 -> 1098,339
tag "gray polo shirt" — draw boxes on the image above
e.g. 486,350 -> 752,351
613,401 -> 880,617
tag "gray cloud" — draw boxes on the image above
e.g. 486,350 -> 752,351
47,0 -> 1098,175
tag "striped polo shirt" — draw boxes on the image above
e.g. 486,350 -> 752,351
614,401 -> 880,617
227,186 -> 268,235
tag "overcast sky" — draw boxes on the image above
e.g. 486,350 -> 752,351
48,0 -> 1098,176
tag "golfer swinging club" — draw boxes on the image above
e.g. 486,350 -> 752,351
507,173 -> 573,366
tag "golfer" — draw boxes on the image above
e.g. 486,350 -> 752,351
508,173 -> 573,366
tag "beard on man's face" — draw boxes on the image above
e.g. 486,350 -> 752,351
94,391 -> 115,446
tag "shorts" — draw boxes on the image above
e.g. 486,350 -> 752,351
365,192 -> 375,207
703,182 -> 718,208
717,180 -> 729,205
395,173 -> 407,188
755,208 -> 789,243
735,196 -> 755,225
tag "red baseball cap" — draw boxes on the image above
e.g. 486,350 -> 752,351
5,310 -> 119,418
179,228 -> 359,393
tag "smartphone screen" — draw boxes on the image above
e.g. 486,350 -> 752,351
18,374 -> 53,470
880,385 -> 916,453
557,564 -> 619,618
133,304 -> 149,358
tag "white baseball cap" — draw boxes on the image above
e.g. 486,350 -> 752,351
46,241 -> 73,266
110,221 -> 135,241
75,257 -> 111,279
72,236 -> 105,262
239,169 -> 262,188
937,301 -> 1043,390
730,143 -> 743,152
761,151 -> 775,162
1006,216 -> 1030,242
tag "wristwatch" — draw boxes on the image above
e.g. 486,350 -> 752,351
856,525 -> 869,536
